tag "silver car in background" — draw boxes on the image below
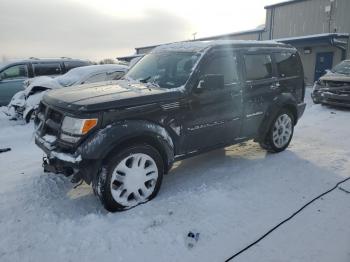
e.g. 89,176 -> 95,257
7,64 -> 128,122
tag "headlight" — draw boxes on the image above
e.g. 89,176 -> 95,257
61,116 -> 98,135
313,80 -> 323,90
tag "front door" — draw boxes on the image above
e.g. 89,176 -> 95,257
0,64 -> 29,105
181,50 -> 243,153
314,52 -> 333,81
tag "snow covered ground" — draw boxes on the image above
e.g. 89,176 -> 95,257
0,89 -> 349,262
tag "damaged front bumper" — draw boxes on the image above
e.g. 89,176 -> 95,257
35,134 -> 101,184
311,83 -> 350,108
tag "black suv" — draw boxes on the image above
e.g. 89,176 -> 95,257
34,41 -> 306,212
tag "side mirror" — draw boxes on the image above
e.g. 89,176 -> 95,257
196,74 -> 224,91
325,69 -> 331,74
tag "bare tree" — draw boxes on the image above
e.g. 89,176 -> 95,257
99,58 -> 116,65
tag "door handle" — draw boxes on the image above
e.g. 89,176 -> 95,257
270,82 -> 280,90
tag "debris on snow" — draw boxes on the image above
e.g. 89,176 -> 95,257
0,148 -> 11,154
186,231 -> 200,249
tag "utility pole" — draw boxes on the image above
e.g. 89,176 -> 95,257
192,32 -> 197,40
325,0 -> 335,33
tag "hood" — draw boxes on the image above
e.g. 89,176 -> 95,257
43,80 -> 185,112
24,76 -> 62,96
320,72 -> 350,83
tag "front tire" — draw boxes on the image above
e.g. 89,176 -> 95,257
93,144 -> 164,212
260,109 -> 294,153
311,95 -> 321,104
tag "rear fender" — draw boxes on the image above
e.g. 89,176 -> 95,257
257,93 -> 298,142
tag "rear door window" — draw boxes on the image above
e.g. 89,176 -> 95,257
0,64 -> 28,80
275,52 -> 300,78
244,54 -> 273,81
33,63 -> 62,76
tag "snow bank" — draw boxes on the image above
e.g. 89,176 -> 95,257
0,89 -> 350,262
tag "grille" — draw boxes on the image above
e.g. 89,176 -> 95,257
36,103 -> 63,137
49,109 -> 63,124
325,81 -> 349,88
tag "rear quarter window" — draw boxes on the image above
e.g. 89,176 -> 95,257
33,63 -> 62,76
275,52 -> 301,78
244,54 -> 273,81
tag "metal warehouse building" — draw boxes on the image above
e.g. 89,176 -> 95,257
119,0 -> 350,84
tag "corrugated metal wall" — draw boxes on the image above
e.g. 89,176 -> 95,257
216,33 -> 260,41
270,0 -> 350,39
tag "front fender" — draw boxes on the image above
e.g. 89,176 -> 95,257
78,120 -> 175,164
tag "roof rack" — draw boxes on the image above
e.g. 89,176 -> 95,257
28,57 -> 39,60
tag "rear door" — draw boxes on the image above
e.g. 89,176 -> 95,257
274,51 -> 304,102
241,52 -> 279,138
181,50 -> 243,153
32,62 -> 62,77
0,64 -> 29,105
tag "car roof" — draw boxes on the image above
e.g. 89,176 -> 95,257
151,40 -> 293,53
68,64 -> 128,74
0,58 -> 89,69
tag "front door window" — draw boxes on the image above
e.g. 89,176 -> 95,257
0,65 -> 28,80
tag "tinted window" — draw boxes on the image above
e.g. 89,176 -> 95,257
201,54 -> 239,84
64,61 -> 89,71
0,64 -> 28,80
107,71 -> 125,80
332,60 -> 350,75
125,52 -> 201,89
275,52 -> 300,78
33,63 -> 62,76
84,73 -> 107,84
244,54 -> 272,81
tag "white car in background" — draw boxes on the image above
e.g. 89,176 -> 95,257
7,64 -> 128,122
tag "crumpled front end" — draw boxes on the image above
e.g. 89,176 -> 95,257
34,102 -> 102,184
6,91 -> 26,120
312,80 -> 350,107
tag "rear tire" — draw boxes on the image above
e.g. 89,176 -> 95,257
259,109 -> 294,153
93,144 -> 164,212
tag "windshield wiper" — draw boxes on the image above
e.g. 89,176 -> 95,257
139,76 -> 151,83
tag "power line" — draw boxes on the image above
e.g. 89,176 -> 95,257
225,176 -> 350,261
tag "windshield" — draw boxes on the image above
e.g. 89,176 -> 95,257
125,52 -> 201,89
331,61 -> 350,75
56,67 -> 87,86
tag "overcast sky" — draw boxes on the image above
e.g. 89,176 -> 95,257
0,0 -> 281,61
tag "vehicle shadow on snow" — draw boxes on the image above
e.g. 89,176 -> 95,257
159,141 -> 344,200
29,141 -> 343,219
321,104 -> 350,112
30,173 -> 106,218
